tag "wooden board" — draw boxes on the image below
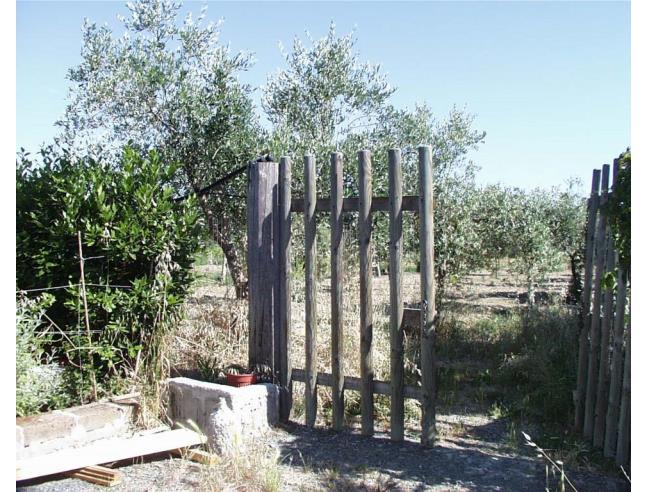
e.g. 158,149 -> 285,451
67,465 -> 122,487
292,368 -> 422,401
16,428 -> 206,481
291,195 -> 419,214
171,448 -> 219,466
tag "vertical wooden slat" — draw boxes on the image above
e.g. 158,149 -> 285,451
593,159 -> 621,448
584,164 -> 610,440
330,152 -> 345,430
304,154 -> 318,427
418,145 -> 437,446
616,321 -> 630,466
593,230 -> 616,447
278,156 -> 292,422
575,169 -> 601,431
247,160 -> 279,372
358,149 -> 374,436
604,266 -> 627,457
388,148 -> 405,442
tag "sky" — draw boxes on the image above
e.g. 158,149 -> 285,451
16,0 -> 630,192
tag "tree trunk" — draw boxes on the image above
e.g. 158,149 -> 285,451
184,164 -> 248,298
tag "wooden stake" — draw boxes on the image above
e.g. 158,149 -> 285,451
575,169 -> 601,431
304,154 -> 318,427
388,148 -> 405,442
77,231 -> 98,402
418,145 -> 437,446
358,149 -> 374,437
330,152 -> 345,430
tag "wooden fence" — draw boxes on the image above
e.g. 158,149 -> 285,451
246,146 -> 438,444
574,161 -> 630,467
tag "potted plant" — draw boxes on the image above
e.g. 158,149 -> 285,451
224,364 -> 256,387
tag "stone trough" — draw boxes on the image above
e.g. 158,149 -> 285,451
167,377 -> 279,454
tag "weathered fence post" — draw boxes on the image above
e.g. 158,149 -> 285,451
247,159 -> 280,376
418,145 -> 437,446
604,264 -> 627,457
358,149 -> 375,436
616,320 -> 630,466
575,169 -> 601,431
304,154 -> 318,427
278,156 -> 293,422
330,152 -> 345,430
389,148 -> 405,442
584,164 -> 610,440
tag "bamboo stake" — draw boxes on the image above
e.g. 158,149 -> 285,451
77,231 -> 98,402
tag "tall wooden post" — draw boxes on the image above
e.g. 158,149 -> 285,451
584,164 -> 610,440
575,169 -> 601,431
278,157 -> 293,422
330,152 -> 345,430
247,160 -> 280,377
418,145 -> 437,446
389,148 -> 405,442
304,154 -> 318,427
358,149 -> 374,436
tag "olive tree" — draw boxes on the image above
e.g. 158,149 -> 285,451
263,26 -> 486,301
58,0 -> 261,297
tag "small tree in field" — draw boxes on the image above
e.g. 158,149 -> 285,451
59,0 -> 260,297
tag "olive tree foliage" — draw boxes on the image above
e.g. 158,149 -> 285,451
58,0 -> 261,297
263,25 -> 487,301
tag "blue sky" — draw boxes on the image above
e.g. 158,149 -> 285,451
16,1 -> 630,191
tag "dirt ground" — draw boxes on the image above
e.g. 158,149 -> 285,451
18,266 -> 629,491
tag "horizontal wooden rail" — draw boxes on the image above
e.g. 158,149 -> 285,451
290,196 -> 419,214
291,368 -> 422,401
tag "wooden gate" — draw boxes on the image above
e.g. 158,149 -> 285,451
247,146 -> 437,444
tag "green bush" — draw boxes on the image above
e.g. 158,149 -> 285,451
16,146 -> 203,400
16,293 -> 74,416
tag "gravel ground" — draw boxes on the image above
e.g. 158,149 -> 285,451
18,417 -> 628,492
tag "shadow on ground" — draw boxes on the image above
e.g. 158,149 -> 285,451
274,421 -> 627,492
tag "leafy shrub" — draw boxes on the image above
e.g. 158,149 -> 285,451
606,149 -> 630,274
16,293 -> 73,416
16,146 -> 202,400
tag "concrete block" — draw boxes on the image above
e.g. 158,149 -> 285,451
168,377 -> 279,454
17,411 -> 78,447
66,402 -> 132,432
16,426 -> 24,453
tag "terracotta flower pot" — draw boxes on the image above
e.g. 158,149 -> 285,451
226,373 -> 257,387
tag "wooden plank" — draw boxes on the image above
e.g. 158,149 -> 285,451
575,169 -> 601,431
171,448 -> 219,466
604,266 -> 628,457
616,320 -> 630,466
290,195 -> 419,214
16,429 -> 206,481
388,148 -> 405,442
584,164 -> 610,440
304,154 -> 318,427
67,465 -> 122,487
358,149 -> 374,436
593,231 -> 616,447
278,156 -> 293,422
418,144 -> 437,447
247,160 -> 279,372
330,152 -> 345,430
291,368 -> 422,400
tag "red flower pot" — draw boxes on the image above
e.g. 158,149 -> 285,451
226,373 -> 257,387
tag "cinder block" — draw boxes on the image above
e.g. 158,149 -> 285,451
66,402 -> 132,432
16,426 -> 24,453
17,411 -> 78,447
167,377 -> 279,454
